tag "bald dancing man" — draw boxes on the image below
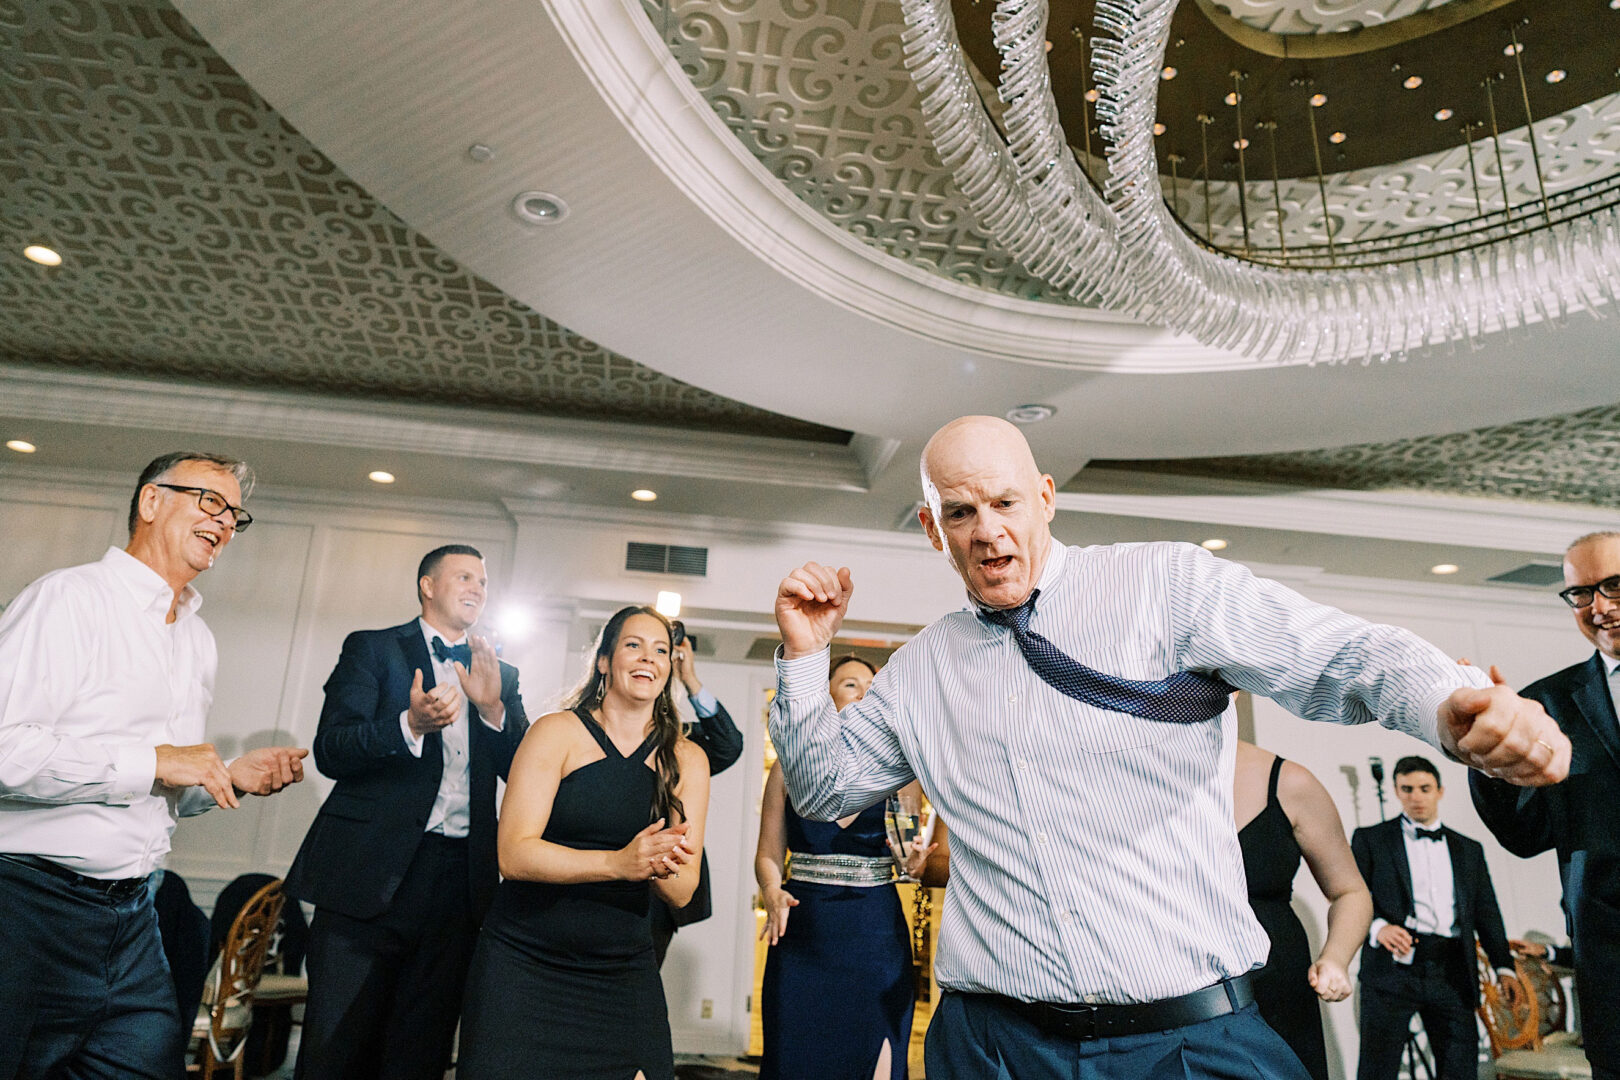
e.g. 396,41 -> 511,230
769,416 -> 1569,1080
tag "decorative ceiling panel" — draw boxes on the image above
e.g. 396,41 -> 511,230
1213,0 -> 1457,35
647,0 -> 1080,304
0,0 -> 850,444
1093,401 -> 1620,508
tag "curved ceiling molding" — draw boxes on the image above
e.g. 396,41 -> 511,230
1214,0 -> 1459,35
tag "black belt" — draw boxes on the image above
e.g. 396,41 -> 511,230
0,853 -> 151,903
970,973 -> 1254,1041
1410,933 -> 1463,965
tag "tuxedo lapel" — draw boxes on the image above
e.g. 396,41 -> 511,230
1386,819 -> 1415,921
1572,653 -> 1620,772
1445,829 -> 1470,930
394,622 -> 443,770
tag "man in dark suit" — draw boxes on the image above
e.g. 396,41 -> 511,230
286,544 -> 527,1080
1472,530 -> 1620,1079
1354,756 -> 1513,1080
650,637 -> 743,966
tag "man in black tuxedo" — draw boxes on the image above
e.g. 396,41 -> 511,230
1472,530 -> 1620,1079
286,544 -> 527,1080
1353,756 -> 1513,1080
649,638 -> 743,966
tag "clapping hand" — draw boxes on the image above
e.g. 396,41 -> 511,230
775,562 -> 854,659
228,746 -> 309,796
616,818 -> 693,881
407,668 -> 461,737
454,634 -> 504,719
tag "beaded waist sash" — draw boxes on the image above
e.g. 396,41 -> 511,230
786,852 -> 895,887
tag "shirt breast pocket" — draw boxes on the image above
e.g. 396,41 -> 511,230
1060,652 -> 1205,755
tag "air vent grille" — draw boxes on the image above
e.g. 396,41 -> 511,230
624,542 -> 709,577
1486,563 -> 1565,587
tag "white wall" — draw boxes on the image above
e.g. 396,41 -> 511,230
0,466 -> 1595,1061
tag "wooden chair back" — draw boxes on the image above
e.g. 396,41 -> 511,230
191,878 -> 285,1080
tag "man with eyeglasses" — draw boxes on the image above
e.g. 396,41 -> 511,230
1473,531 -> 1620,1079
0,450 -> 308,1080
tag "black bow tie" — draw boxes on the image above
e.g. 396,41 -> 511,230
1414,826 -> 1445,843
431,637 -> 471,667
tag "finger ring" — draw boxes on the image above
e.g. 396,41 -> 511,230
1535,739 -> 1554,756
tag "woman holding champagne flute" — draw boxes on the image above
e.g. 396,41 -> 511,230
755,655 -> 946,1080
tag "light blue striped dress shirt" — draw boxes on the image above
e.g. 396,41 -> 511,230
771,540 -> 1490,1005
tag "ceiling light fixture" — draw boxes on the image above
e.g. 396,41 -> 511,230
1430,563 -> 1460,575
1153,122 -> 1166,136
1004,404 -> 1056,424
655,591 -> 682,619
1545,69 -> 1567,83
1503,42 -> 1523,56
510,190 -> 570,226
23,245 -> 61,267
368,470 -> 395,484
1233,138 -> 1249,150
1201,538 -> 1228,551
1434,108 -> 1454,121
1224,91 -> 1240,105
1161,66 -> 1176,80
1309,93 -> 1327,107
1084,89 -> 1099,102
466,143 -> 495,163
1328,131 -> 1347,144
6,439 -> 37,454
630,488 -> 658,502
1402,75 -> 1423,89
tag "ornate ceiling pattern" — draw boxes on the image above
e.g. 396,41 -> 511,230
1215,0 -> 1456,36
0,0 -> 849,443
1097,401 -> 1620,508
647,0 -> 1078,303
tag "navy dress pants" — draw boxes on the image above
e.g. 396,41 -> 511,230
0,856 -> 183,1080
925,993 -> 1312,1080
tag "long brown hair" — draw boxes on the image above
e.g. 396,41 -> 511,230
565,606 -> 685,823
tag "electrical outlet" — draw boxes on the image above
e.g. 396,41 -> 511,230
700,998 -> 713,1019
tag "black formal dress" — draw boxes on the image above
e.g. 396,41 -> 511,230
1471,653 -> 1620,1079
1238,756 -> 1328,1080
1352,816 -> 1512,1080
285,619 -> 527,1080
458,707 -> 674,1080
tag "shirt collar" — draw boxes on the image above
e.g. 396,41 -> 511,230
102,546 -> 201,622
1401,814 -> 1444,835
1601,652 -> 1620,678
968,539 -> 1069,615
418,617 -> 467,652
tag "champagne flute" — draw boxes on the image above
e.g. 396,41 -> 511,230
885,791 -> 931,883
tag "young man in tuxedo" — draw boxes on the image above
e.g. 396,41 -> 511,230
286,544 -> 528,1080
1353,756 -> 1513,1080
1472,530 -> 1620,1079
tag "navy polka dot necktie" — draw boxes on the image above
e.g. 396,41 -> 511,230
980,590 -> 1234,724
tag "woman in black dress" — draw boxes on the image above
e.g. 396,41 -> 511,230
1235,740 -> 1371,1080
459,606 -> 710,1080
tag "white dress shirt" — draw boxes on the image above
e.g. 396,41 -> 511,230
772,540 -> 1489,1004
1602,652 -> 1620,723
398,619 -> 502,837
1368,816 -> 1458,954
0,547 -> 219,878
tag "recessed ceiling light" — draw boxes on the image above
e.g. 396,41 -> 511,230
1503,42 -> 1523,56
1005,404 -> 1056,424
1084,89 -> 1099,103
1430,563 -> 1460,575
368,470 -> 395,484
1233,138 -> 1250,150
23,245 -> 61,267
467,143 -> 495,163
631,488 -> 658,502
510,190 -> 569,226
1434,108 -> 1454,121
1545,69 -> 1567,83
1161,66 -> 1177,80
1328,131 -> 1347,144
655,591 -> 682,618
1201,538 -> 1228,551
1309,93 -> 1328,107
1044,39 -> 1053,52
1225,91 -> 1240,106
1153,122 -> 1167,135
1402,75 -> 1423,89
6,439 -> 37,454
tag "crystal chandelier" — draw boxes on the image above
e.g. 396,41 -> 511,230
898,0 -> 1620,364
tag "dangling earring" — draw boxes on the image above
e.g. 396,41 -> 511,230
593,678 -> 606,705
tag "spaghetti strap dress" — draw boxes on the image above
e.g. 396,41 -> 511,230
1238,755 -> 1329,1080
458,708 -> 673,1080
760,799 -> 914,1080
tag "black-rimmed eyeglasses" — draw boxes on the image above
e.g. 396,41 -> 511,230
1558,575 -> 1620,609
154,484 -> 254,532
